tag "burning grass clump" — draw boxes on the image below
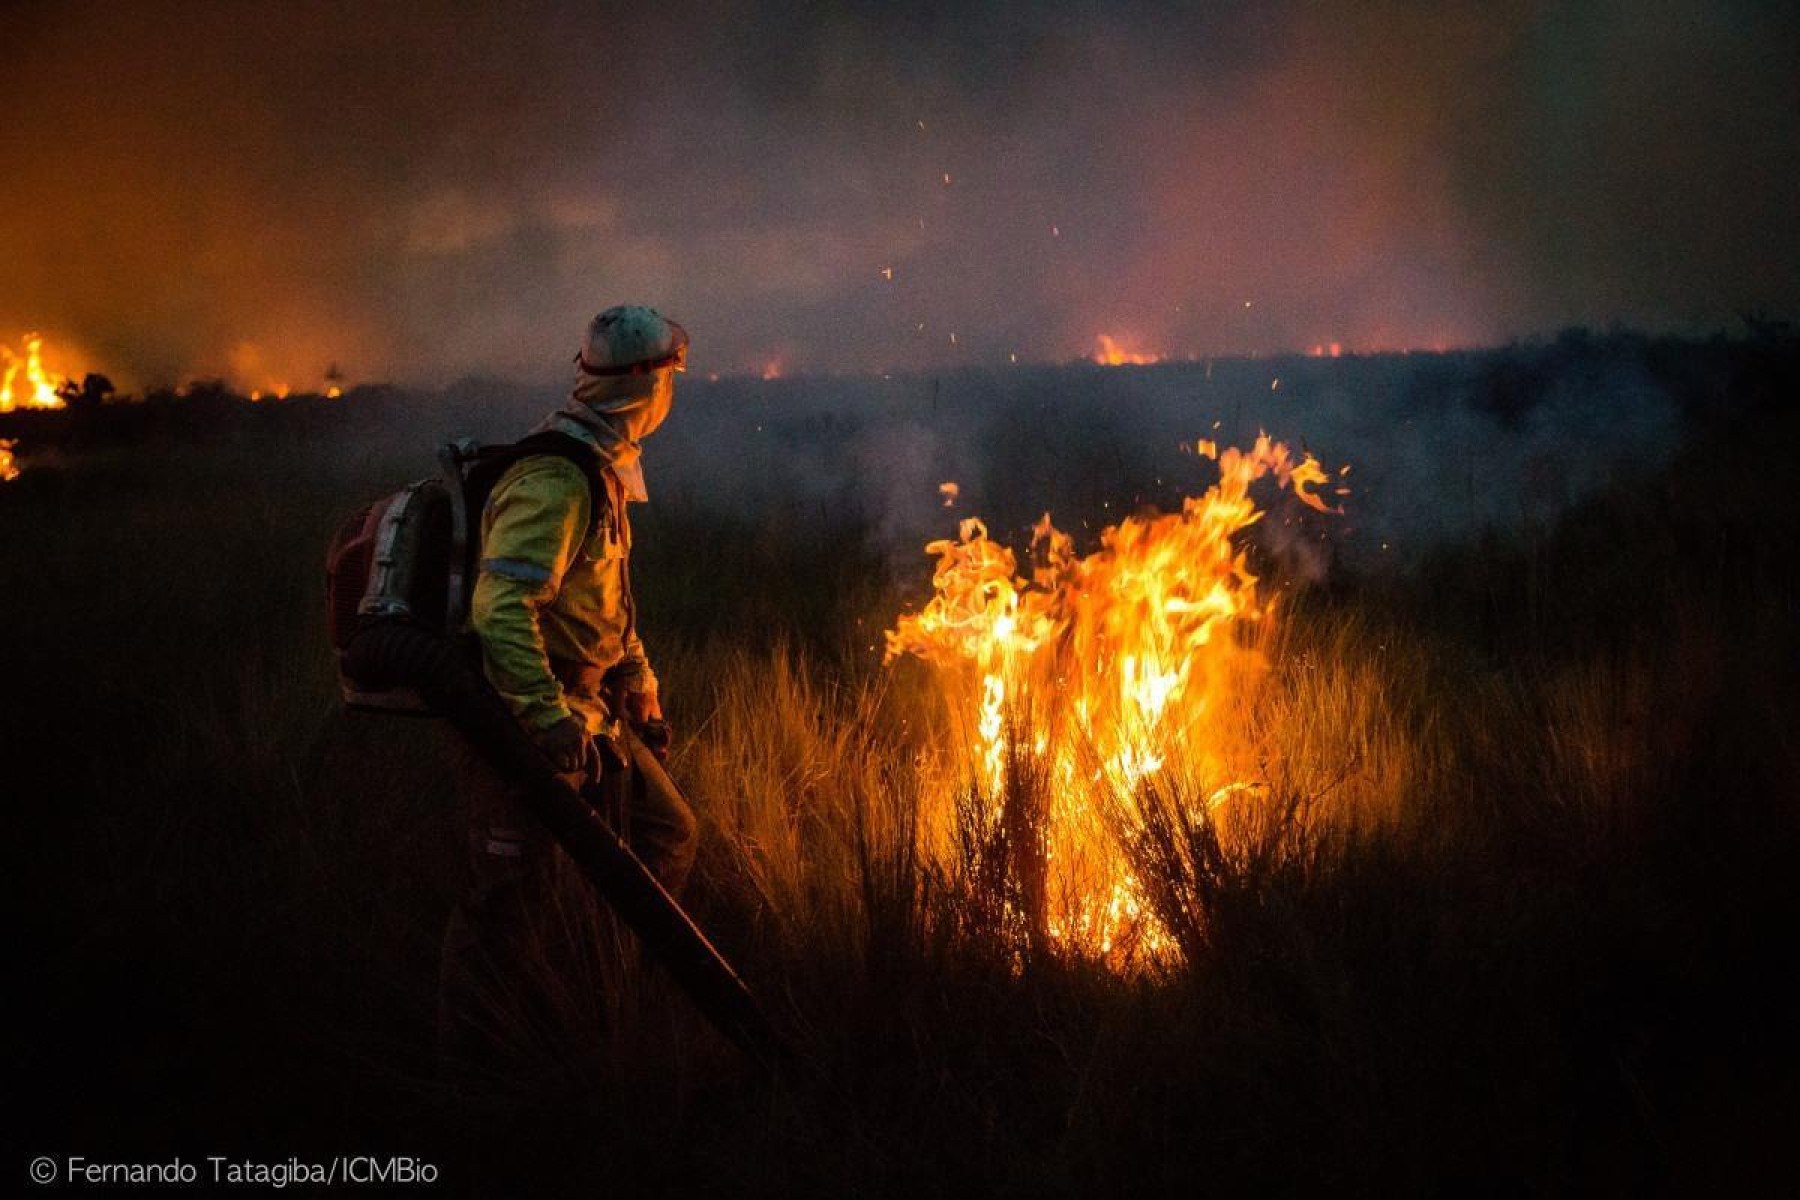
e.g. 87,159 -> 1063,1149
880,434 -> 1351,968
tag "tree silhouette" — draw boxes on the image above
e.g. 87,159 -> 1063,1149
57,372 -> 115,411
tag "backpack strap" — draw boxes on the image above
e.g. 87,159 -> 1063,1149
444,431 -> 610,633
501,431 -> 610,540
463,431 -> 609,540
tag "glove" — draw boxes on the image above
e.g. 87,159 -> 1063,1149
621,689 -> 662,725
635,718 -> 673,762
621,690 -> 672,762
534,714 -> 597,777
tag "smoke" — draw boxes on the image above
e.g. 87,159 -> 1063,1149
1,1 -> 1794,387
635,343 -> 1684,582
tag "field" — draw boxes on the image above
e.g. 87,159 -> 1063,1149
5,333 -> 1797,1195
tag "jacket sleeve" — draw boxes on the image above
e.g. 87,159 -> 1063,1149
469,459 -> 591,731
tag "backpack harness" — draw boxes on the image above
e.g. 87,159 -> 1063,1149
326,431 -> 606,712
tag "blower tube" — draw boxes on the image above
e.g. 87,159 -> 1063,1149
342,621 -> 783,1068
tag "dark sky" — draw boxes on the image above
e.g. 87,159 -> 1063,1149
2,0 -> 1795,388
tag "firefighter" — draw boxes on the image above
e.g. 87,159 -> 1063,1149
438,305 -> 698,1084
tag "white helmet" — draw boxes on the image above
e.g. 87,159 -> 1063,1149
576,305 -> 689,377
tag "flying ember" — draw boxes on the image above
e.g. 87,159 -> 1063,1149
886,434 -> 1338,965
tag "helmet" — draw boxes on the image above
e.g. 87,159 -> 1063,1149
576,306 -> 689,377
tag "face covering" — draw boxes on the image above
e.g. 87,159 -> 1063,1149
539,367 -> 675,501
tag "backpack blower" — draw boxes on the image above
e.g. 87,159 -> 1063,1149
326,435 -> 783,1067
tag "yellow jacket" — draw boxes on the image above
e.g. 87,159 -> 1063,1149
469,424 -> 655,734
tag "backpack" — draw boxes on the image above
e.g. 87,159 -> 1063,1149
326,431 -> 606,712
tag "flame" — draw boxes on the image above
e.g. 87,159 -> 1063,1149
887,433 -> 1339,964
939,481 -> 960,507
0,439 -> 19,481
1093,334 -> 1160,366
0,334 -> 70,411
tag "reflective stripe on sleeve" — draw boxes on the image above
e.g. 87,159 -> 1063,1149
480,557 -> 554,584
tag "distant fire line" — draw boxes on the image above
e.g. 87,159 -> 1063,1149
0,334 -> 68,412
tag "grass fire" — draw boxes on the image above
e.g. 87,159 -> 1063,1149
887,435 -> 1337,963
0,333 -> 70,411
7,2 -> 1799,1194
12,332 -> 1794,1195
1092,334 -> 1161,366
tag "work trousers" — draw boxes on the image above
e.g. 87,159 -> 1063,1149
436,729 -> 697,1091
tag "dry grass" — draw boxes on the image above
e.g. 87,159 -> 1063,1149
6,384 -> 1798,1195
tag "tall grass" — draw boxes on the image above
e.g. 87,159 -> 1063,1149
6,392 -> 1797,1194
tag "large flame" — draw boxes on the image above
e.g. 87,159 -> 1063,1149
0,334 -> 69,411
887,434 -> 1337,963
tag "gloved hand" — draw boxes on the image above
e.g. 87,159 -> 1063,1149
621,690 -> 672,762
635,718 -> 673,762
621,689 -> 662,725
534,714 -> 597,777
